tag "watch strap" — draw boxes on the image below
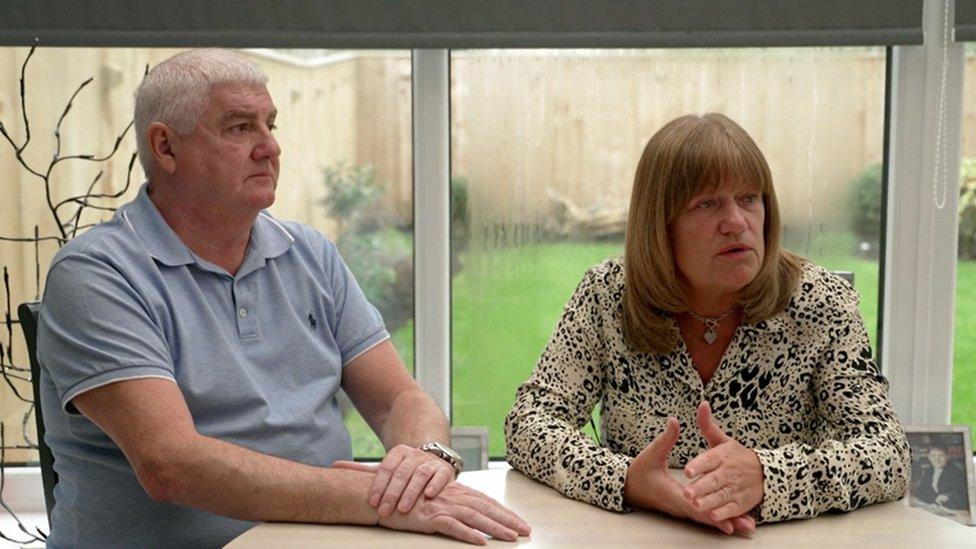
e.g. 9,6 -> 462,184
420,441 -> 463,477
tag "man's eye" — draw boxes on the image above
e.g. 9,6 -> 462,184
268,123 -> 277,132
230,123 -> 249,133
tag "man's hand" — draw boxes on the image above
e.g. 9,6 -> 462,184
334,444 -> 455,516
682,401 -> 765,522
335,461 -> 531,545
624,417 -> 755,535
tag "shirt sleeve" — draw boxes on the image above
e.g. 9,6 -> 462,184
319,237 -> 390,365
750,276 -> 910,523
504,268 -> 634,512
37,252 -> 175,412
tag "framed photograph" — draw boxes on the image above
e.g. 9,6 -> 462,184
903,425 -> 975,526
450,426 -> 489,472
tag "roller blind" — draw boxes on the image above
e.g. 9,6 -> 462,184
0,0 -> 923,48
956,0 -> 976,42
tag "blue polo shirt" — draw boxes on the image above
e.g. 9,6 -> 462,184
36,183 -> 389,548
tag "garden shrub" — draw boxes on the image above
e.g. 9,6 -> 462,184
848,162 -> 883,244
848,159 -> 976,259
451,175 -> 470,251
321,161 -> 412,333
959,158 -> 976,259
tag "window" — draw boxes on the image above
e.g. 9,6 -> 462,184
0,6 -> 956,472
0,47 -> 413,461
449,47 -> 886,456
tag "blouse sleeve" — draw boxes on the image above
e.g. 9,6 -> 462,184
751,276 -> 910,523
504,267 -> 635,512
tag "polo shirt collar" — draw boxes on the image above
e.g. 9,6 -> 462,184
249,210 -> 295,261
236,210 -> 294,278
119,183 -> 294,273
119,183 -> 195,267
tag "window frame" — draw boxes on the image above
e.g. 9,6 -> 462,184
0,2 -> 967,506
882,0 -> 965,425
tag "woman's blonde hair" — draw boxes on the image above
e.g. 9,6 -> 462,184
622,113 -> 802,354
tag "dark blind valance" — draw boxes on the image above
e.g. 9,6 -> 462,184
0,0 -> 924,49
956,0 -> 976,41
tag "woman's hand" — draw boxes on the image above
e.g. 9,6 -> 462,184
625,417 -> 755,535
683,401 -> 765,522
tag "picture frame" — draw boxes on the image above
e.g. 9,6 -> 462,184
450,426 -> 489,472
903,424 -> 976,526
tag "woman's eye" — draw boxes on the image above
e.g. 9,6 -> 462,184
697,200 -> 714,210
741,193 -> 761,204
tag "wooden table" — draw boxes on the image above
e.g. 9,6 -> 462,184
229,469 -> 975,547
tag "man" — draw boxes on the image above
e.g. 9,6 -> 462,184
36,49 -> 529,547
913,446 -> 969,511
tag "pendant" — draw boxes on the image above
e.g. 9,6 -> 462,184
703,329 -> 717,344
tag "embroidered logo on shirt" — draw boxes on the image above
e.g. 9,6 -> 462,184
308,312 -> 317,330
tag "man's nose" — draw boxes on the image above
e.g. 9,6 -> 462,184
253,127 -> 281,160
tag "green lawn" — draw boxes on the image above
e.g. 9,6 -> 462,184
345,241 -> 976,459
952,260 -> 976,427
451,242 -> 623,456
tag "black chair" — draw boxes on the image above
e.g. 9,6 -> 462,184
17,301 -> 57,521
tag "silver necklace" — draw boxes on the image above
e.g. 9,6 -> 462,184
687,306 -> 737,344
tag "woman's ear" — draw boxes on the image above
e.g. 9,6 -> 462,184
146,122 -> 177,174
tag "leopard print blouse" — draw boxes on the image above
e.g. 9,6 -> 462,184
504,256 -> 909,523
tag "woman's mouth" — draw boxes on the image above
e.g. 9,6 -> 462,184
718,245 -> 752,257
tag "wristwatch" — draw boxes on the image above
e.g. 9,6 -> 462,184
420,441 -> 464,477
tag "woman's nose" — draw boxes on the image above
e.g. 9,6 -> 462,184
718,204 -> 748,234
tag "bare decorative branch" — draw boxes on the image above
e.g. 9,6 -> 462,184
0,42 -> 143,540
16,41 -> 37,155
0,425 -> 45,543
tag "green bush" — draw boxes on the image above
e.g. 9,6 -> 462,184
451,176 -> 469,245
959,158 -> 976,259
321,162 -> 383,233
338,227 -> 413,331
320,162 -> 412,333
848,159 -> 976,259
848,162 -> 884,243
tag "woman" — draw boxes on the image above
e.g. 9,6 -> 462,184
504,113 -> 909,534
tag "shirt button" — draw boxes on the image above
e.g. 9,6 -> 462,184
238,308 -> 248,318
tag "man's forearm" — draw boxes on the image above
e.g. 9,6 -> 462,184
377,388 -> 450,449
140,432 -> 381,525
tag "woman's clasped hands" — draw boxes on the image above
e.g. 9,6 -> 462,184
623,401 -> 764,535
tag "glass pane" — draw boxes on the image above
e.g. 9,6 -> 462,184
450,48 -> 886,457
0,47 -> 412,462
951,45 -> 976,431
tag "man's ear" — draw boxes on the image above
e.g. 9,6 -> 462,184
146,122 -> 177,174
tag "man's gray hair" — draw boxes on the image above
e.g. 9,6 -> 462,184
134,49 -> 269,177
